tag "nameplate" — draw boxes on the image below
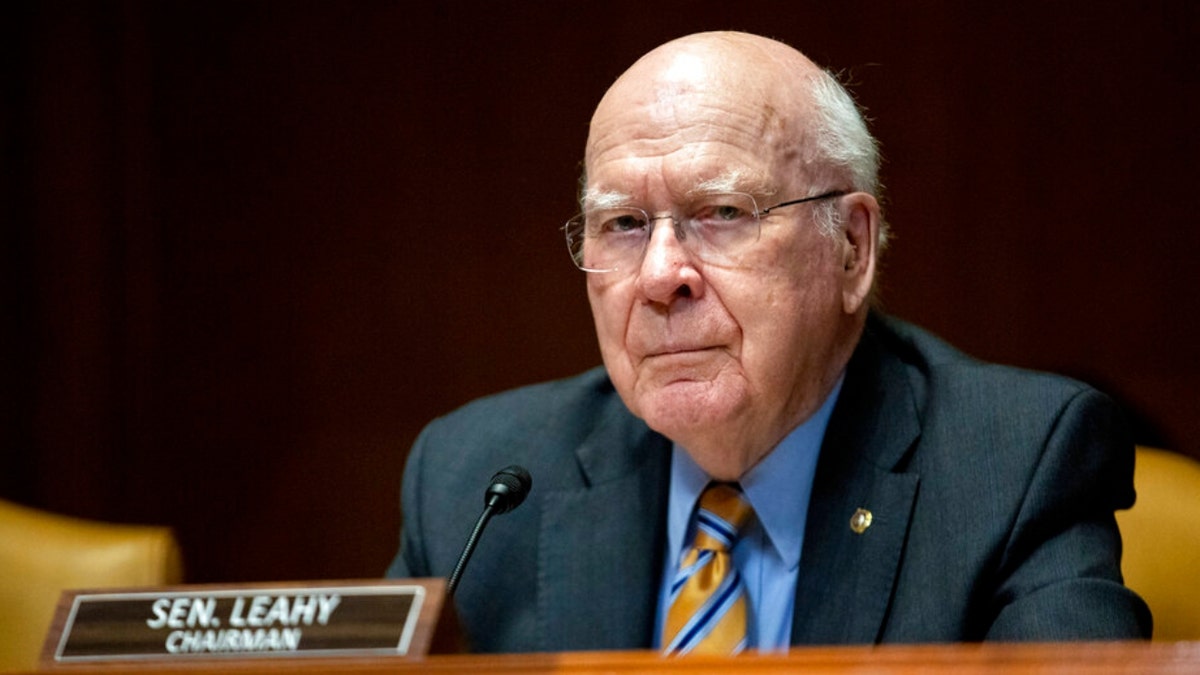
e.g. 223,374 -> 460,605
44,579 -> 457,664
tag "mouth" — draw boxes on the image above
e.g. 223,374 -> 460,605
644,345 -> 720,359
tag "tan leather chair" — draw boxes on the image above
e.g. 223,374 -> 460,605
1116,446 -> 1200,641
0,498 -> 183,670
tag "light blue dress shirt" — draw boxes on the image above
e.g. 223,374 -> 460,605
655,378 -> 842,652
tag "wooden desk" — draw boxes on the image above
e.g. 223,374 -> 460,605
16,641 -> 1200,674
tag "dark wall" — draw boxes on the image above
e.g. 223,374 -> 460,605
3,1 -> 1196,583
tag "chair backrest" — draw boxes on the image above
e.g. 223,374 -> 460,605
0,498 -> 183,670
1116,446 -> 1200,641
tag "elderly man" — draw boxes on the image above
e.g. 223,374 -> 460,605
387,31 -> 1150,653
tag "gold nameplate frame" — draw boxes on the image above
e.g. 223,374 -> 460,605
42,578 -> 458,665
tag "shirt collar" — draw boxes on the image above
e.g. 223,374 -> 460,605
667,376 -> 843,570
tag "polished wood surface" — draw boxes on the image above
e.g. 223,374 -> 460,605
15,641 -> 1200,674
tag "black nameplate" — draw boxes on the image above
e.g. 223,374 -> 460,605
51,582 -> 433,662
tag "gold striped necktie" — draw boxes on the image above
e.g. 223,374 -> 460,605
663,482 -> 755,655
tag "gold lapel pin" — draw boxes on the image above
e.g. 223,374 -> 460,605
850,508 -> 873,534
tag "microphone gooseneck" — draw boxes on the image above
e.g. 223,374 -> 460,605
446,465 -> 532,597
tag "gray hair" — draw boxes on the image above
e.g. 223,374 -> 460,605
806,69 -> 889,251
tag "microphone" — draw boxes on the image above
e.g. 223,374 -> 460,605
446,465 -> 532,596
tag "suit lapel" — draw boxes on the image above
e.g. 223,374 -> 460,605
792,321 -> 923,644
536,398 -> 671,651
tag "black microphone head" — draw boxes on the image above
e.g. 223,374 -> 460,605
484,465 -> 532,514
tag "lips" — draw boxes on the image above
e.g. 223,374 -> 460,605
643,344 -> 720,359
625,314 -> 737,363
634,332 -> 728,359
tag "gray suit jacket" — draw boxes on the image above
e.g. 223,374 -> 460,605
387,313 -> 1152,652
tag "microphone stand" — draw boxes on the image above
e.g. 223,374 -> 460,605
445,465 -> 531,598
446,501 -> 498,597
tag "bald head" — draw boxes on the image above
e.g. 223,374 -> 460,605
585,31 -> 880,226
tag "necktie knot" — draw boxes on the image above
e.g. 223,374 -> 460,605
693,483 -> 753,553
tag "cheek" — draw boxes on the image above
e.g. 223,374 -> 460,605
587,280 -> 633,362
727,245 -> 843,368
587,281 -> 649,416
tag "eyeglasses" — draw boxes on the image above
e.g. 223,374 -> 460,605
564,190 -> 846,274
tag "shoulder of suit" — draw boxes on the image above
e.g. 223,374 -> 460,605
864,311 -> 1114,437
869,312 -> 1094,393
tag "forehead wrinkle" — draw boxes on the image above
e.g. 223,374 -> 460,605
584,91 -> 789,208
651,100 -> 788,199
588,86 -> 779,163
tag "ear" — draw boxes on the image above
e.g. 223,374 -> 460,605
838,192 -> 880,315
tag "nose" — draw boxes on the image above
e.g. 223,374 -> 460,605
635,215 -> 704,303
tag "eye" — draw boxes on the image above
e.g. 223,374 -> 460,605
712,204 -> 747,221
609,214 -> 646,232
693,197 -> 755,227
589,210 -> 648,236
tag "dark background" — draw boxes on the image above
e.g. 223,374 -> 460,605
3,1 -> 1196,584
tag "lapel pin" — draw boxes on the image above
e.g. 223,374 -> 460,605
850,508 -> 873,534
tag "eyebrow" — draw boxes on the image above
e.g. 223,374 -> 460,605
581,188 -> 635,210
581,170 -> 777,210
691,170 -> 775,197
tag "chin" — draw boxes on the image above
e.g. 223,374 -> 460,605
637,384 -> 747,446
